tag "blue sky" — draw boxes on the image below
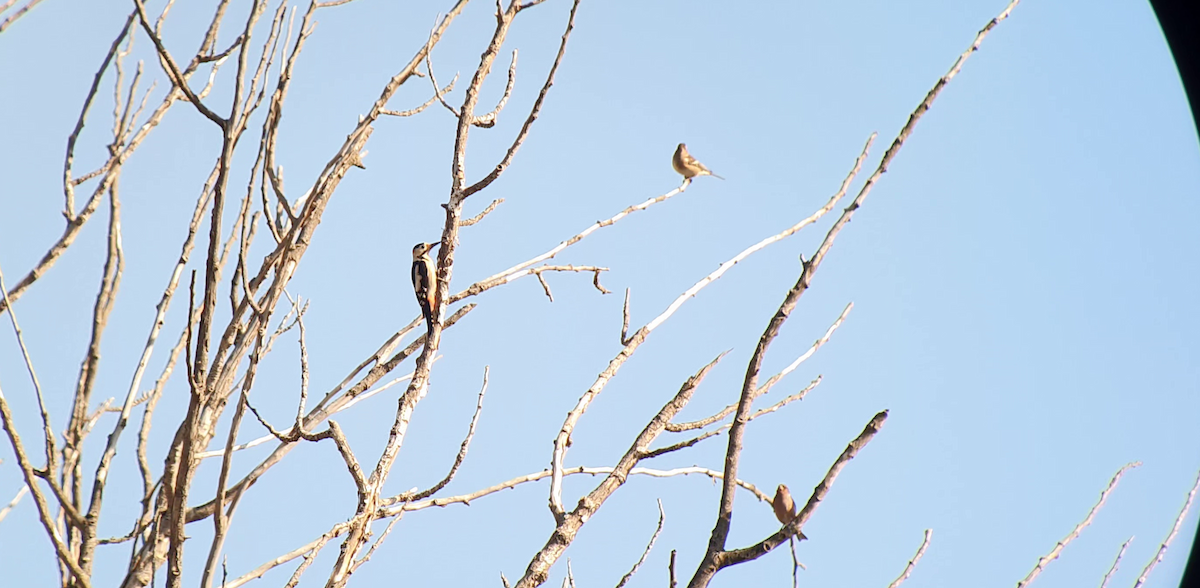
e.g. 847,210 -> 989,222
1,0 -> 1198,587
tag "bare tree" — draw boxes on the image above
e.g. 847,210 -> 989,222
1,1 -> 1197,588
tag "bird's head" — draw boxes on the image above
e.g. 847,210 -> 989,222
412,242 -> 439,259
676,143 -> 688,155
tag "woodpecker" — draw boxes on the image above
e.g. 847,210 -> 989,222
411,242 -> 438,333
672,143 -> 724,180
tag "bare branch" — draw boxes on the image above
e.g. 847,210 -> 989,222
620,289 -> 632,345
348,503 -> 407,575
688,411 -> 888,587
459,198 -> 505,227
200,388 -> 251,588
470,49 -> 518,128
132,0 -> 226,126
63,12 -> 135,219
592,269 -> 610,294
788,537 -> 802,588
0,0 -> 45,34
0,263 -> 57,480
230,464 -> 765,588
1016,462 -> 1140,588
391,367 -> 490,503
381,75 -> 457,117
195,371 -> 414,461
461,0 -> 580,199
187,306 -> 475,524
0,484 -> 29,524
644,377 -> 820,460
455,184 -> 689,305
283,533 -> 331,588
688,3 -> 1024,583
0,383 -> 93,588
755,302 -> 851,396
325,421 -> 368,493
423,36 -> 461,118
0,5 -> 198,317
668,300 -> 850,434
614,499 -> 665,588
887,529 -> 932,588
520,353 -> 726,587
549,141 -> 868,520
390,465 -> 772,514
1098,537 -> 1132,588
1132,468 -> 1200,588
536,272 -> 554,302
70,178 -> 126,577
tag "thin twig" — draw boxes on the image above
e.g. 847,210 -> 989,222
0,484 -> 29,524
1098,537 -> 1131,588
887,529 -> 932,588
381,76 -> 458,118
755,302 -> 852,396
614,499 -> 665,588
382,465 -> 772,513
668,300 -> 850,434
620,288 -> 632,345
0,383 -> 93,587
536,273 -> 554,302
349,503 -> 408,574
0,264 -> 54,468
390,366 -> 490,503
1017,462 -> 1140,588
132,0 -> 225,125
645,377 -> 821,460
0,0 -> 44,34
459,198 -> 504,227
470,49 -> 517,128
454,184 -> 689,305
1132,468 -> 1200,588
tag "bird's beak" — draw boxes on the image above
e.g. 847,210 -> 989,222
429,242 -> 441,250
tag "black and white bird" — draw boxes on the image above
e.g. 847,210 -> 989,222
672,143 -> 724,180
411,242 -> 438,334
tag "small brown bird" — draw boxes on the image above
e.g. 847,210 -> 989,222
772,484 -> 796,525
672,143 -> 724,180
772,484 -> 808,540
411,242 -> 439,333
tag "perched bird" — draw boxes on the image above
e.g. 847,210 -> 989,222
772,484 -> 808,540
411,242 -> 439,333
772,484 -> 796,525
672,143 -> 724,180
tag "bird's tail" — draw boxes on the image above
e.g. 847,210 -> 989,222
421,304 -> 436,335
